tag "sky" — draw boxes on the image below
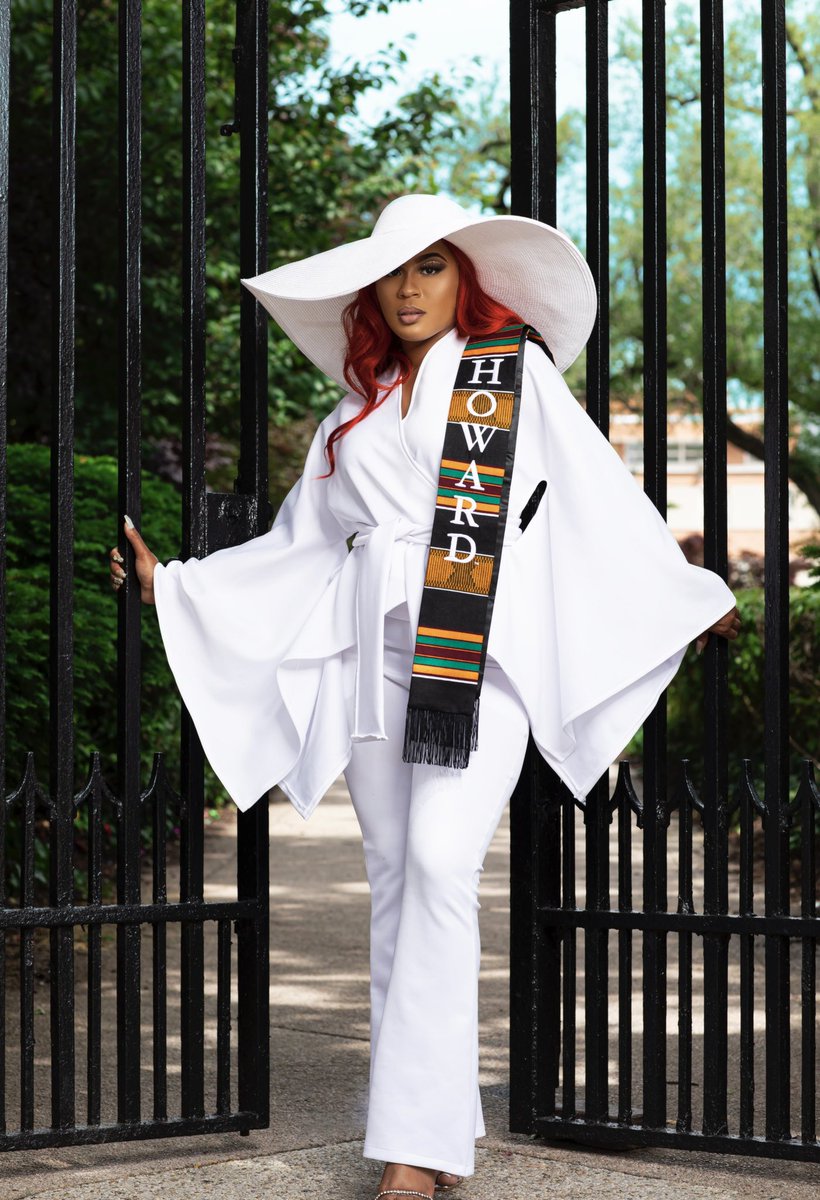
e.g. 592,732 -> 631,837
327,0 -> 750,124
327,0 -> 585,120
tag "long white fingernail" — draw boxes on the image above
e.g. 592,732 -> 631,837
124,513 -> 134,529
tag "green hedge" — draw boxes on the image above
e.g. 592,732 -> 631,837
6,443 -> 185,796
5,445 -> 232,896
626,584 -> 820,804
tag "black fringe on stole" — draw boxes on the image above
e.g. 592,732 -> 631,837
401,693 -> 481,769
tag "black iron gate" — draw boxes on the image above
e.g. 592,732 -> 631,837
509,0 -> 819,1162
0,1 -> 270,1149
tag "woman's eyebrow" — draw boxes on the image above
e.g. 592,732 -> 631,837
413,251 -> 447,263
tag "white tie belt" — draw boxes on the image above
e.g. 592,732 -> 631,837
347,514 -> 523,739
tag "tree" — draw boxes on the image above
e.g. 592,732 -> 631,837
607,1 -> 820,519
7,0 -> 461,452
432,2 -> 820,521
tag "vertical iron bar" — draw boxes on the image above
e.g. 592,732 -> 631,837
581,0 -> 610,1124
640,0 -> 669,1135
87,777 -> 102,1125
509,0 -> 563,1133
235,0 -> 270,505
699,0 -> 730,1141
641,0 -> 668,509
20,780 -> 35,1131
153,777 -> 168,1121
508,0 -> 562,1133
179,0 -> 209,1121
180,0 -> 209,548
216,919 -> 231,1115
49,0 -> 77,1132
760,0 -> 791,1145
561,792 -> 577,1119
676,775 -> 694,1132
115,0 -> 144,1126
536,3 -> 556,227
236,798 -> 269,1125
234,0 -> 269,1132
508,753 -> 537,1129
799,770 -> 816,1142
0,0 -> 8,1137
617,786 -> 633,1124
510,1 -> 556,227
583,786 -> 610,1120
510,744 -> 554,1129
738,766 -> 756,1138
539,779 -> 562,1117
583,0 -> 608,435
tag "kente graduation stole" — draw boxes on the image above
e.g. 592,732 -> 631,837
402,323 -> 550,769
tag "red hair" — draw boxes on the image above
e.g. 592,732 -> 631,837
315,240 -> 524,478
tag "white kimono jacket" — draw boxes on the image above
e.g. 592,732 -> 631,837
152,328 -> 736,819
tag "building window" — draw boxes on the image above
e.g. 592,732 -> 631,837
623,441 -> 703,470
624,441 -> 644,470
672,441 -> 704,464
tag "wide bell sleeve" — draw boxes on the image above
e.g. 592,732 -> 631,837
152,406 -> 351,813
494,343 -> 738,800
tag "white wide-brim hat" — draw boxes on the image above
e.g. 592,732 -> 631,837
240,193 -> 598,385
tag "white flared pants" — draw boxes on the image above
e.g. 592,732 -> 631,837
342,609 -> 531,1178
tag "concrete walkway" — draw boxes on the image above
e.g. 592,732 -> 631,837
2,777 -> 817,1200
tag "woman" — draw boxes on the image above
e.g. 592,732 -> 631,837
108,193 -> 740,1199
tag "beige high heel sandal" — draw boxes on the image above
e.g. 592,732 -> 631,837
373,1169 -> 464,1197
374,1191 -> 434,1199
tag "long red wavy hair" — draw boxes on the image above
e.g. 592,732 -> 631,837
315,240 -> 524,479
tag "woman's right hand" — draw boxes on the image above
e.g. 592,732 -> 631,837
109,515 -> 159,605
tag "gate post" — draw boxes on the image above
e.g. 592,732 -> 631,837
510,736 -> 561,1132
237,800 -> 270,1124
234,0 -> 270,1129
760,0 -> 792,1147
509,0 -> 559,1136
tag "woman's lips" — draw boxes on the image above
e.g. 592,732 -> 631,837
398,308 -> 424,325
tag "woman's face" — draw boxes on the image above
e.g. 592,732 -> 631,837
374,240 -> 459,352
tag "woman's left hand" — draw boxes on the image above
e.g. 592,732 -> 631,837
694,604 -> 742,654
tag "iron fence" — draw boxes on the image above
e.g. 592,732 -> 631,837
509,0 -> 819,1162
0,0 -> 270,1150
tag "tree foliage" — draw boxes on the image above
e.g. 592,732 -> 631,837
7,0 -> 462,453
659,585 -> 819,806
431,2 -> 820,519
5,444 -> 183,795
606,2 -> 820,517
4,444 -> 233,899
